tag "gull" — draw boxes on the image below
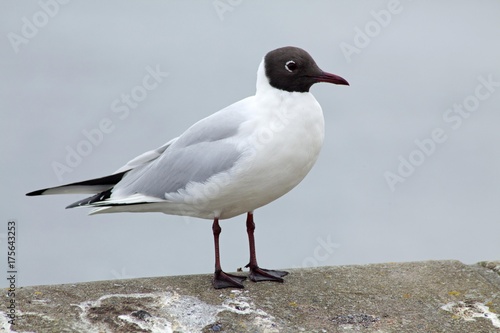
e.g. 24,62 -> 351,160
27,46 -> 349,288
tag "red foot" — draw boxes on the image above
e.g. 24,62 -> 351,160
213,270 -> 247,289
245,264 -> 288,283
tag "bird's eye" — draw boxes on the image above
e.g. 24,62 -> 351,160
285,60 -> 297,73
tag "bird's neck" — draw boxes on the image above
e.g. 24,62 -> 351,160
255,59 -> 272,95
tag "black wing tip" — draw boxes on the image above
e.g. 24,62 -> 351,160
25,171 -> 127,198
65,202 -> 82,209
65,189 -> 113,209
26,189 -> 46,196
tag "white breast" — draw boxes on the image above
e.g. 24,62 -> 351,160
164,61 -> 326,219
201,89 -> 325,219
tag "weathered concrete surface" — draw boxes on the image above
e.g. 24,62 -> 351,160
2,260 -> 500,333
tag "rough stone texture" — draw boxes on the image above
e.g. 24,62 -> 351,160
2,260 -> 500,332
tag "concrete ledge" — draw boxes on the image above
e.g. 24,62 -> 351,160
2,260 -> 500,332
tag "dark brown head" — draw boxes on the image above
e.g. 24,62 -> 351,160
264,46 -> 349,93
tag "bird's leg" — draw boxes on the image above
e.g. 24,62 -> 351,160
212,217 -> 246,289
245,212 -> 288,282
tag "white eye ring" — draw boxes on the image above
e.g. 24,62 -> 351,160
285,60 -> 297,73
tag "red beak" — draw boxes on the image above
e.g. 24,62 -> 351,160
314,71 -> 349,86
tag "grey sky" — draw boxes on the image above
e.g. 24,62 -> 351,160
1,1 -> 500,287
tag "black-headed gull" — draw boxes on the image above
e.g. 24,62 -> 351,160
27,46 -> 349,288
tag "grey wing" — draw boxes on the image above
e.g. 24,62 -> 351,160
112,141 -> 241,199
110,103 -> 249,201
114,137 -> 178,173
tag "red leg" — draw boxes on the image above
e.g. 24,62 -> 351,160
212,217 -> 246,289
245,212 -> 288,282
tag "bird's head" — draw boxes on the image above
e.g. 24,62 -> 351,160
263,46 -> 349,93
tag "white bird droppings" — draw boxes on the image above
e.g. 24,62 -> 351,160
441,301 -> 500,328
68,289 -> 279,333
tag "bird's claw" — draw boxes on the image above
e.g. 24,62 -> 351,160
213,270 -> 247,289
245,264 -> 288,283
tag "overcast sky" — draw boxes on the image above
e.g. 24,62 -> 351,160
1,1 -> 500,287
